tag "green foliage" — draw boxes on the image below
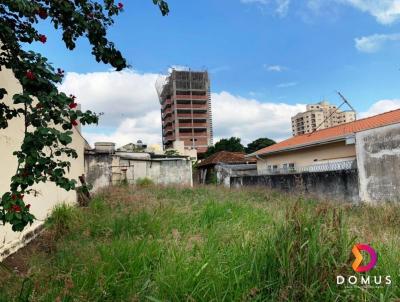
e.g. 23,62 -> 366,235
136,177 -> 155,187
0,0 -> 169,231
164,149 -> 179,156
45,203 -> 78,239
245,137 -> 276,154
1,186 -> 399,301
205,137 -> 245,157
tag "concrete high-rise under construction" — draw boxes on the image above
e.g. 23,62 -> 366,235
156,69 -> 213,155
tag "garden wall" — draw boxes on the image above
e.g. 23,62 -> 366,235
230,169 -> 360,202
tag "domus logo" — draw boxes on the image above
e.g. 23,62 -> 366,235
337,244 -> 391,287
352,244 -> 377,273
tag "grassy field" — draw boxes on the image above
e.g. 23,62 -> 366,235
1,185 -> 400,301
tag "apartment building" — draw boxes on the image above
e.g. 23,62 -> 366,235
291,101 -> 356,136
156,69 -> 213,155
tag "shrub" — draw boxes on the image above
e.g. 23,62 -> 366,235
136,178 -> 155,187
45,203 -> 77,239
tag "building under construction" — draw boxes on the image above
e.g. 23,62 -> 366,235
156,69 -> 213,155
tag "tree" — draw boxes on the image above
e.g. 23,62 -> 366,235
205,137 -> 245,158
245,137 -> 276,154
0,0 -> 169,231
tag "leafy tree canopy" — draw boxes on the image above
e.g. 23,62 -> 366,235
245,137 -> 276,154
0,0 -> 168,231
205,137 -> 245,158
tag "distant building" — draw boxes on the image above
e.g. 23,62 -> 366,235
156,69 -> 213,155
117,140 -> 148,152
197,151 -> 256,184
291,101 -> 356,136
85,142 -> 193,191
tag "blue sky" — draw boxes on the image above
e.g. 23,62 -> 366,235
34,0 -> 400,146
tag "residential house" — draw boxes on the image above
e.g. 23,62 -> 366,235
252,109 -> 400,175
197,151 -> 256,184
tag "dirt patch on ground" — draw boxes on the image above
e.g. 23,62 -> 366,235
1,230 -> 55,277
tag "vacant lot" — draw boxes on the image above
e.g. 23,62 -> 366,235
1,186 -> 399,301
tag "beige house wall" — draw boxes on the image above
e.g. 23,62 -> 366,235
0,69 -> 85,260
257,141 -> 356,174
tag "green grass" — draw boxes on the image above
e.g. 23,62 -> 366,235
1,186 -> 399,301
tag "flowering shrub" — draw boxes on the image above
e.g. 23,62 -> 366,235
0,0 -> 169,231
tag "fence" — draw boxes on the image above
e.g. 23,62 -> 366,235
264,160 -> 357,175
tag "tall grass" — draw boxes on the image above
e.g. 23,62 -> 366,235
0,186 -> 399,301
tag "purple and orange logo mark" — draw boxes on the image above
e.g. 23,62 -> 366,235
352,244 -> 377,273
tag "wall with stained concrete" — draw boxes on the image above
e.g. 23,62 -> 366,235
231,169 -> 360,202
85,152 -> 193,191
356,123 -> 400,203
0,68 -> 86,261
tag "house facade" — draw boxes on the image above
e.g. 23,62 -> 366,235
253,109 -> 400,175
247,109 -> 400,203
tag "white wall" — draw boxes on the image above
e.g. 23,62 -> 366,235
0,69 -> 85,260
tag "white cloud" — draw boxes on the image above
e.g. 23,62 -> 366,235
277,82 -> 298,88
211,91 -> 305,144
265,64 -> 287,72
59,70 -> 162,147
276,0 -> 291,16
59,70 -> 308,147
59,70 -> 400,148
241,0 -> 291,17
342,0 -> 400,24
360,99 -> 400,117
355,33 -> 400,52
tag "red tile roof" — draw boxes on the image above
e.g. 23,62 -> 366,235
198,151 -> 256,167
253,108 -> 400,156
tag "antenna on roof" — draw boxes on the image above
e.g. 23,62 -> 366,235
337,91 -> 357,120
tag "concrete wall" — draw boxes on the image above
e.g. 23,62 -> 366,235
85,153 -> 193,191
356,123 -> 400,203
231,169 -> 360,203
0,69 -> 85,261
257,141 -> 356,174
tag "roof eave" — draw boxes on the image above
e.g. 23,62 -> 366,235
248,135 -> 352,158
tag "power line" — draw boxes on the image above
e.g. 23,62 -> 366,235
309,101 -> 345,136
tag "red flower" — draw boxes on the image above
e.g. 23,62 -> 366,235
71,120 -> 79,126
38,34 -> 47,43
36,103 -> 43,109
26,204 -> 31,210
118,2 -> 124,10
18,194 -> 24,200
26,71 -> 35,80
38,8 -> 48,19
69,102 -> 78,109
11,205 -> 22,213
11,194 -> 17,200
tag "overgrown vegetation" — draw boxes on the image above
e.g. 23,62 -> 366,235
0,186 -> 399,301
0,0 -> 169,231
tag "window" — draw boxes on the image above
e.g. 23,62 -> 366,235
282,163 -> 288,170
289,163 -> 295,171
272,165 -> 278,172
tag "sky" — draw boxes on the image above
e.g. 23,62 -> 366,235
30,0 -> 400,147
